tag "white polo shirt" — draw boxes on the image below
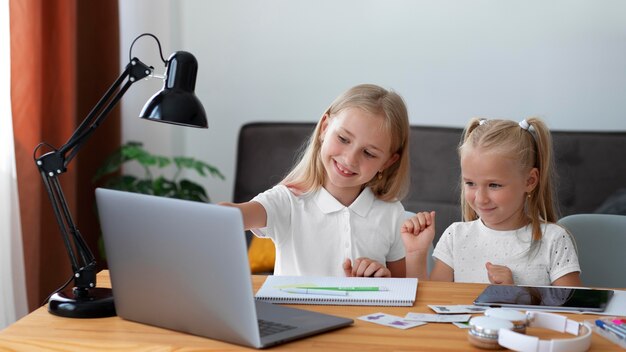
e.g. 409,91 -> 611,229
433,220 -> 581,285
251,185 -> 406,276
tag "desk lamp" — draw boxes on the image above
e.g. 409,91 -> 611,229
33,33 -> 207,318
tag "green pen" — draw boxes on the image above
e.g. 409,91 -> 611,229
294,286 -> 388,292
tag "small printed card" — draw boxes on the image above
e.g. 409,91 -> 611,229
428,304 -> 487,314
358,312 -> 427,330
405,312 -> 471,323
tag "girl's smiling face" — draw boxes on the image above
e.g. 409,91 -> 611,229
319,107 -> 398,205
461,146 -> 538,230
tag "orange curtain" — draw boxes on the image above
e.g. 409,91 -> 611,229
10,0 -> 120,312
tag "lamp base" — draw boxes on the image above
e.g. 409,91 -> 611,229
48,287 -> 116,318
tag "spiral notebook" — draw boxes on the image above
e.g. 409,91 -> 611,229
255,276 -> 418,306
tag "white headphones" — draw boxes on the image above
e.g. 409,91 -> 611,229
468,309 -> 592,352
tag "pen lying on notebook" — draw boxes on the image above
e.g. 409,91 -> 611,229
295,286 -> 388,292
281,288 -> 348,296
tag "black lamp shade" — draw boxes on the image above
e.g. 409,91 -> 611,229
140,51 -> 208,128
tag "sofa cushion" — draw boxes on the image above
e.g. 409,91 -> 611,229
248,237 -> 276,274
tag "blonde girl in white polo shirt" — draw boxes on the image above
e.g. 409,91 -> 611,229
221,84 -> 411,277
402,118 -> 582,287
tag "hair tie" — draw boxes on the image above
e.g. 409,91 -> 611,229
519,119 -> 530,130
479,119 -> 487,126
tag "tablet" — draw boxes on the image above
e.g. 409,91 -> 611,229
473,285 -> 614,312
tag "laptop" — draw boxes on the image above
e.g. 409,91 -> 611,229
96,188 -> 353,349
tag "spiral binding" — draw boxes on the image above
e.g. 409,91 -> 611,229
256,296 -> 413,307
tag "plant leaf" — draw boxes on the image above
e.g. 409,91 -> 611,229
170,157 -> 225,180
179,179 -> 209,202
136,179 -> 155,195
153,177 -> 177,197
173,156 -> 195,170
195,160 -> 226,180
103,175 -> 139,192
121,143 -> 148,160
156,156 -> 171,168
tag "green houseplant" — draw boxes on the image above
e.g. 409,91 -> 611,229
93,141 -> 224,202
93,141 -> 224,258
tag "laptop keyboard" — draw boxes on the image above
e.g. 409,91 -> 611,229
258,319 -> 297,337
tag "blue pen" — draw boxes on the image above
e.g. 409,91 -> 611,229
596,320 -> 626,340
280,288 -> 348,296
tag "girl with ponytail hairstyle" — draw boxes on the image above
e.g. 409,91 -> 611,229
402,118 -> 582,287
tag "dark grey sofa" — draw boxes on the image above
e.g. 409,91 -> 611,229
234,122 -> 626,246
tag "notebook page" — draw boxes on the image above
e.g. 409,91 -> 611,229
255,276 -> 418,307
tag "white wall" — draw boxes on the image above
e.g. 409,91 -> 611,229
120,0 -> 626,203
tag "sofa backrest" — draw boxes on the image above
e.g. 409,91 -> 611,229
551,130 -> 626,216
233,122 -> 626,245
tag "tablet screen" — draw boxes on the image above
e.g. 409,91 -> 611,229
473,285 -> 614,312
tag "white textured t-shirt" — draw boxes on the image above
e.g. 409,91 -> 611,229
433,220 -> 580,285
251,185 -> 406,276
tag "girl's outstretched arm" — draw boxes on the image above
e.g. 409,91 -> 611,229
401,211 -> 436,279
219,201 -> 267,230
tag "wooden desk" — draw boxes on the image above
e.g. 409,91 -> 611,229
0,271 -> 622,351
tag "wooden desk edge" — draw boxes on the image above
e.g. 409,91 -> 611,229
0,270 -> 622,351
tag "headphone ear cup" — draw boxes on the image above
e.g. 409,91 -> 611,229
467,316 -> 514,350
467,331 -> 505,350
467,335 -> 504,350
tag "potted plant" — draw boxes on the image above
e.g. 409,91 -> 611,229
93,141 -> 224,258
93,141 -> 224,202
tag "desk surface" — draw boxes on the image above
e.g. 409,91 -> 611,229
0,271 -> 623,351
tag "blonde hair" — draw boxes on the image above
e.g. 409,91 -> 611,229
458,117 -> 558,242
281,84 -> 410,201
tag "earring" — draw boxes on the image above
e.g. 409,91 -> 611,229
377,171 -> 383,180
527,193 -> 531,199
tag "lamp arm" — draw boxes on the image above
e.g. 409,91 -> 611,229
60,58 -> 153,165
34,58 -> 153,291
37,168 -> 96,290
